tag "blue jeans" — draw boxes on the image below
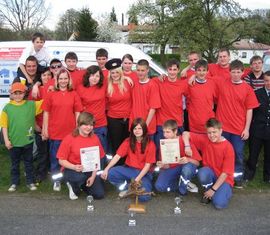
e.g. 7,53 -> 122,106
9,143 -> 34,185
198,167 -> 233,209
154,125 -> 184,160
64,169 -> 104,199
108,165 -> 153,202
155,162 -> 197,195
49,139 -> 62,178
94,126 -> 108,153
222,131 -> 245,181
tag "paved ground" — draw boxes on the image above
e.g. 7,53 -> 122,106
0,189 -> 269,235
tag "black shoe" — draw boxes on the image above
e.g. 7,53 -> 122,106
200,195 -> 211,205
234,180 -> 243,189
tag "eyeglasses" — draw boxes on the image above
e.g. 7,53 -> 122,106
50,64 -> 62,69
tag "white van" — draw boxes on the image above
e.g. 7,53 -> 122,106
0,41 -> 166,111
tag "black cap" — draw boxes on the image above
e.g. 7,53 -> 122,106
105,58 -> 122,70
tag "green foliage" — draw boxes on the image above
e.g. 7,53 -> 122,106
75,8 -> 98,41
110,7 -> 118,23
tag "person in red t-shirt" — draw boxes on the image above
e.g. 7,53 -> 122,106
216,60 -> 259,187
154,120 -> 201,195
57,112 -> 105,200
105,58 -> 133,158
76,65 -> 108,152
130,59 -> 161,138
64,52 -> 86,90
101,118 -> 156,202
180,51 -> 201,80
182,118 -> 235,209
122,54 -> 137,80
186,60 -> 217,133
96,48 -> 109,80
42,69 -> 83,191
155,59 -> 187,155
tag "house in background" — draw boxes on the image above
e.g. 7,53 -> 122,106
230,39 -> 270,64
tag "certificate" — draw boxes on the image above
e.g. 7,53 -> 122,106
80,146 -> 100,172
160,138 -> 181,164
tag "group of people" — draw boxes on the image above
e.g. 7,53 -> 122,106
0,32 -> 269,210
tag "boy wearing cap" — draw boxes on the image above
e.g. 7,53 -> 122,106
0,83 -> 43,192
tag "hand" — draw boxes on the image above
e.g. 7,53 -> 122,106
31,84 -> 40,99
5,140 -> 12,150
42,128 -> 49,140
204,188 -> 215,199
73,164 -> 83,172
184,146 -> 192,156
125,76 -> 134,87
188,75 -> 195,86
101,169 -> 108,180
47,85 -> 54,92
241,129 -> 249,140
156,161 -> 166,169
86,176 -> 95,187
178,157 -> 189,164
158,74 -> 166,82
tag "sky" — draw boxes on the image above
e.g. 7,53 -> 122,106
45,0 -> 270,30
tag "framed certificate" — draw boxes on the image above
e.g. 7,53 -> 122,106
160,138 -> 181,164
80,146 -> 100,172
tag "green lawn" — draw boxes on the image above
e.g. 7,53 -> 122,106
0,144 -> 269,194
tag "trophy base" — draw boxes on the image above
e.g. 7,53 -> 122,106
128,203 -> 146,213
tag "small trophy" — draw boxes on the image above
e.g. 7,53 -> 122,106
128,211 -> 136,227
174,197 -> 181,214
86,195 -> 94,212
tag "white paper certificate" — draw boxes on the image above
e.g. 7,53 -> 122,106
80,146 -> 100,172
160,138 -> 181,164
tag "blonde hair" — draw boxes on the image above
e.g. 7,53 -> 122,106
54,69 -> 73,91
107,67 -> 127,96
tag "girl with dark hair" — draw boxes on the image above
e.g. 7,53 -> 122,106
76,65 -> 108,153
101,118 -> 156,202
57,112 -> 105,200
122,54 -> 137,80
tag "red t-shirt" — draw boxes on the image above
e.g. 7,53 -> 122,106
130,78 -> 161,135
106,80 -> 133,118
156,77 -> 188,127
186,80 -> 217,133
159,136 -> 202,168
124,71 -> 137,81
190,133 -> 235,187
57,133 -> 105,165
208,63 -> 230,81
76,84 -> 107,128
116,138 -> 156,170
102,69 -> 109,81
185,68 -> 196,80
216,79 -> 259,135
69,69 -> 86,90
42,90 -> 83,140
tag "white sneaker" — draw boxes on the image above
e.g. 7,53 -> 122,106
187,182 -> 198,193
53,181 -> 61,192
8,184 -> 17,192
119,190 -> 128,198
66,182 -> 78,200
27,183 -> 37,191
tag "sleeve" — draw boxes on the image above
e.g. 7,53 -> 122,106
73,91 -> 83,112
190,132 -> 207,152
179,136 -> 202,161
0,110 -> 8,128
57,135 -> 72,160
245,86 -> 259,109
116,138 -> 130,158
35,100 -> 43,115
181,80 -> 189,96
148,81 -> 161,109
145,140 -> 156,164
222,142 -> 235,176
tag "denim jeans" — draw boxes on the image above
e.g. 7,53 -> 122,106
49,139 -> 62,178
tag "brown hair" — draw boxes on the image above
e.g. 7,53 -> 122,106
205,118 -> 222,129
83,65 -> 104,88
73,112 -> 95,137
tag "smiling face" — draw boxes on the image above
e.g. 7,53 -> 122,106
33,37 -> 45,52
218,51 -> 230,67
11,91 -> 25,102
25,60 -> 38,77
89,71 -> 101,86
195,66 -> 207,80
167,65 -> 179,80
206,127 -> 223,143
133,124 -> 143,139
110,69 -> 121,83
65,58 -> 77,71
57,72 -> 69,90
79,123 -> 94,137
41,70 -> 52,85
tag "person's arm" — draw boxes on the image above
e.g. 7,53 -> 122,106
31,82 -> 41,99
178,157 -> 199,166
204,172 -> 227,199
146,108 -> 155,126
180,65 -> 191,77
156,161 -> 170,169
124,76 -> 134,87
42,111 -> 49,139
101,154 -> 121,180
59,159 -> 83,172
182,131 -> 192,156
86,170 -> 97,187
2,127 -> 12,150
241,109 -> 253,140
134,163 -> 151,182
19,64 -> 33,84
75,111 -> 80,124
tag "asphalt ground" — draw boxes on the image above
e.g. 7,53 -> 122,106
0,187 -> 269,235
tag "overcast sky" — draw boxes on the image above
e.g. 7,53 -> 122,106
45,0 -> 270,29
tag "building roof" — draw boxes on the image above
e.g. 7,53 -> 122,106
233,39 -> 270,50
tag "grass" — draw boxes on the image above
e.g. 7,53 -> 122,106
0,144 -> 269,195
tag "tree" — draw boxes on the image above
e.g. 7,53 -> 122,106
75,8 -> 98,41
55,9 -> 79,40
110,7 -> 118,23
97,14 -> 121,42
0,0 -> 50,32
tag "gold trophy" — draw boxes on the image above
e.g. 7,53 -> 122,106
120,179 -> 154,213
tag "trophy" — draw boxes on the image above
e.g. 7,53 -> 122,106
86,195 -> 94,212
174,196 -> 182,214
128,211 -> 136,227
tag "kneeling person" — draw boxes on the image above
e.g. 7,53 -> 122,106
155,120 -> 201,195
